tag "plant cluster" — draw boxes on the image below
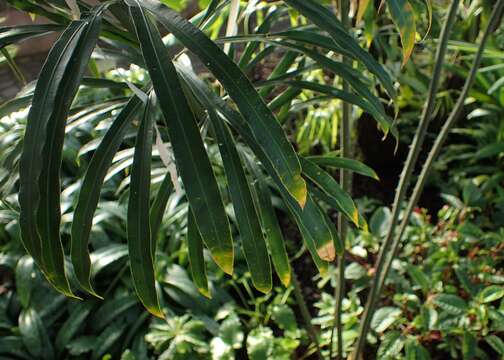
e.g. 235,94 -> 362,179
0,0 -> 503,359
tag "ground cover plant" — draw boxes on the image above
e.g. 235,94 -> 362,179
0,0 -> 503,359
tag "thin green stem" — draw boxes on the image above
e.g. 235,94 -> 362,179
1,48 -> 26,86
292,270 -> 323,360
380,0 -> 504,292
352,2 -> 460,359
329,1 -> 351,359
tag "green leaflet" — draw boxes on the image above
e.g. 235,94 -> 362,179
149,172 -> 174,257
178,59 -> 271,292
474,142 -> 504,159
55,302 -> 94,354
0,94 -> 33,119
285,0 -> 396,98
294,208 -> 329,276
238,7 -> 281,68
0,24 -> 64,49
300,157 -> 360,227
306,155 -> 379,180
72,96 -> 142,296
219,34 -> 389,130
38,10 -> 102,299
15,255 -> 34,308
285,192 -> 336,262
220,31 -> 354,60
19,308 -> 54,360
198,0 -> 223,27
210,115 -> 272,293
187,209 -> 210,298
386,0 -> 416,66
18,20 -> 87,297
127,95 -> 163,318
137,0 -> 307,208
259,51 -> 298,98
177,63 -> 336,269
128,1 -> 234,274
252,173 -> 291,287
259,79 -> 388,128
432,294 -> 468,315
268,87 -> 302,113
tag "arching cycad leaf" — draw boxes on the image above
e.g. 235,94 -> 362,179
149,172 -> 174,252
72,95 -> 142,296
285,193 -> 336,262
300,157 -> 360,227
128,0 -> 234,274
249,166 -> 291,287
19,20 -> 87,298
210,116 -> 272,293
0,24 -> 64,49
137,0 -> 307,208
187,209 -> 210,298
306,155 -> 379,180
285,0 -> 396,98
38,8 -> 102,298
127,95 -> 163,318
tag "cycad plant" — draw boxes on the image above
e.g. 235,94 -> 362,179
1,0 -> 503,359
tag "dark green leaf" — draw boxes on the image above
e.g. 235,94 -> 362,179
138,0 -> 308,207
72,96 -> 142,295
252,175 -> 291,287
285,193 -> 335,262
300,157 -> 359,226
474,142 -> 504,159
208,109 -> 271,293
187,210 -> 210,298
128,1 -> 234,274
149,172 -> 173,253
0,24 -> 64,49
19,308 -> 54,360
307,155 -> 379,180
55,302 -> 94,353
15,255 -> 34,308
37,9 -> 102,298
18,20 -> 87,297
127,95 -> 163,318
284,0 -> 396,98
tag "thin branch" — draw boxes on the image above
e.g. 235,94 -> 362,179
379,0 -> 504,294
330,0 -> 350,359
291,270 -> 323,360
352,1 -> 460,358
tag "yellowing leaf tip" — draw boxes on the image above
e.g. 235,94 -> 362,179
317,241 -> 336,262
213,249 -> 234,275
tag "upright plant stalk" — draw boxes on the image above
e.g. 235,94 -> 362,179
352,1 -> 460,358
380,0 -> 504,291
330,1 -> 350,359
292,270 -> 323,360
